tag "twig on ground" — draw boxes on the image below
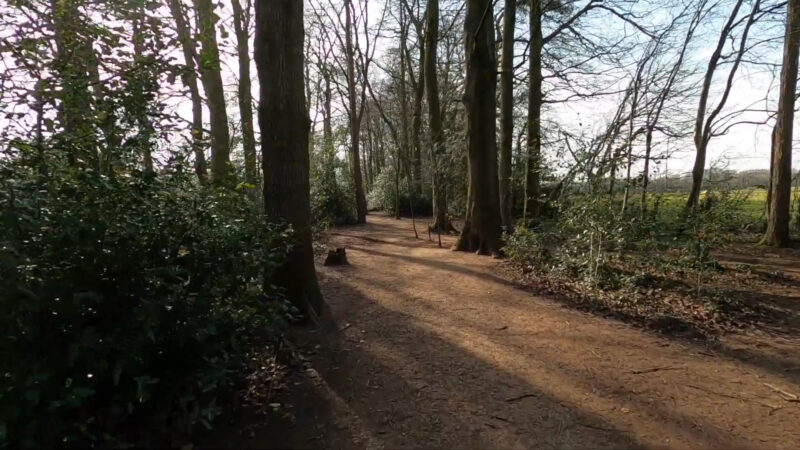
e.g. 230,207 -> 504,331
685,384 -> 744,400
763,383 -> 800,402
630,366 -> 684,375
578,422 -> 617,433
490,415 -> 511,423
505,393 -> 539,402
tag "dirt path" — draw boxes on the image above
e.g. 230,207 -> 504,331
241,214 -> 800,449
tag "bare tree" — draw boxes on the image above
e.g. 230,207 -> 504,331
231,0 -> 258,187
686,0 -> 760,210
167,0 -> 207,184
194,0 -> 235,187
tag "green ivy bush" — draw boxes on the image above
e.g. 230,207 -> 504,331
0,167 -> 292,447
310,173 -> 356,228
367,170 -> 432,217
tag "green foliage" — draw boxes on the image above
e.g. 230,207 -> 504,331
0,165 -> 291,448
506,186 -> 761,288
367,170 -> 399,213
311,172 -> 356,227
367,169 -> 433,217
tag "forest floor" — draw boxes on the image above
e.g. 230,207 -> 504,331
220,213 -> 800,449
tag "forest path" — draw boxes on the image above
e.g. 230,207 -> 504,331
256,214 -> 800,449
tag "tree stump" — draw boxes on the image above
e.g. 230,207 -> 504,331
324,247 -> 348,266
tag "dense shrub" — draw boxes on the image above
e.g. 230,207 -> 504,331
367,170 -> 432,217
310,173 -> 356,227
0,168 -> 292,447
506,188 -> 760,285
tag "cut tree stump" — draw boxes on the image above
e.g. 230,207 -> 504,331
324,247 -> 349,266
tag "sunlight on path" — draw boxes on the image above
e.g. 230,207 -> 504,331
315,214 -> 800,449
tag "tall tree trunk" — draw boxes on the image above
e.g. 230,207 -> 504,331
87,50 -> 117,177
499,0 -> 516,230
194,0 -> 235,187
426,0 -> 453,232
686,0 -> 748,210
524,0 -> 543,221
410,41 -> 425,195
455,0 -> 502,255
131,9 -> 155,176
255,0 -> 326,320
167,0 -> 207,184
345,0 -> 368,223
763,0 -> 800,247
322,71 -> 336,182
640,129 -> 653,218
50,0 -> 98,170
232,0 -> 258,186
621,71 -> 642,215
398,12 -> 412,183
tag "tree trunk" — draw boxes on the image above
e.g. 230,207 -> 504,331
398,8 -> 412,184
686,0 -> 747,210
410,40 -> 425,195
640,129 -> 653,218
50,0 -> 98,170
254,0 -> 326,320
426,0 -> 453,233
621,72 -> 642,215
455,0 -> 502,255
131,9 -> 155,176
499,0 -> 516,230
167,0 -> 207,184
322,71 -> 337,182
194,0 -> 235,187
763,0 -> 800,247
524,0 -> 543,221
345,0 -> 368,223
232,0 -> 258,187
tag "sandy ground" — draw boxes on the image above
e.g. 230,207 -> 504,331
230,214 -> 800,449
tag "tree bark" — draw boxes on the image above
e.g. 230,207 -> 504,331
763,0 -> 800,247
231,0 -> 258,187
524,0 -> 543,221
408,38 -> 425,195
686,0 -> 748,210
344,0 -> 368,223
425,0 -> 453,233
621,69 -> 643,215
499,0 -> 516,230
131,9 -> 155,176
50,0 -> 98,170
194,0 -> 235,187
398,10 -> 412,183
455,0 -> 502,255
322,70 -> 337,182
255,0 -> 326,320
167,0 -> 207,184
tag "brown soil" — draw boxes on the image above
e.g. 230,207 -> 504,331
226,214 -> 800,449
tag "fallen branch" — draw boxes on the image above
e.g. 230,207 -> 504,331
685,384 -> 743,400
505,393 -> 539,402
630,366 -> 684,375
764,383 -> 800,402
578,422 -> 617,433
490,415 -> 511,423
